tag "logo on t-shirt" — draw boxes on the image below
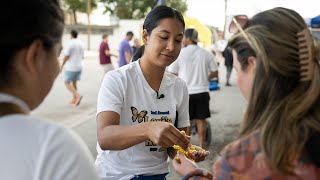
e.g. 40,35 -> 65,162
131,106 -> 172,152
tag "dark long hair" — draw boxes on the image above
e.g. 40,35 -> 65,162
0,0 -> 64,88
132,5 -> 185,62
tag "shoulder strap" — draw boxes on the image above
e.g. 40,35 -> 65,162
0,102 -> 27,116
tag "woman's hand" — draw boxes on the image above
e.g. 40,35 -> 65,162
188,145 -> 210,162
172,153 -> 198,176
146,122 -> 190,150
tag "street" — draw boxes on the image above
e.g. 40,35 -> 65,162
31,52 -> 246,179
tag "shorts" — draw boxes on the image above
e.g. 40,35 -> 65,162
101,63 -> 114,73
64,70 -> 81,83
189,92 -> 210,120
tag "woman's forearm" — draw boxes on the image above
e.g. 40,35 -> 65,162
97,123 -> 149,150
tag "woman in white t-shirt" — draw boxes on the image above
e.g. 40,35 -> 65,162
0,0 -> 99,179
96,5 -> 209,180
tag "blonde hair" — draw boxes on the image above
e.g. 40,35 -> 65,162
229,7 -> 320,174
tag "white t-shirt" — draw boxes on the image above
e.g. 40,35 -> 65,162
0,93 -> 99,180
64,38 -> 84,72
168,45 -> 218,94
96,60 -> 190,180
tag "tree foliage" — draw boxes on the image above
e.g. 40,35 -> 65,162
63,0 -> 98,24
64,0 -> 97,13
100,0 -> 188,19
166,0 -> 188,14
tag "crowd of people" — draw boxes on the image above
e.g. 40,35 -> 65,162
1,0 -> 319,180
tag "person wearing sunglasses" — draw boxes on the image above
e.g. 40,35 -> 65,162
172,7 -> 320,179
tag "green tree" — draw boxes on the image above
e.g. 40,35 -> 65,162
100,0 -> 188,20
64,0 -> 97,24
166,0 -> 188,14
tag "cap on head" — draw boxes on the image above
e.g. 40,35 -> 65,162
184,28 -> 199,43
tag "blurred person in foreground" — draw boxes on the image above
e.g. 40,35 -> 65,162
0,0 -> 99,179
172,7 -> 320,180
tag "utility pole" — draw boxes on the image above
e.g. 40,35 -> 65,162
132,0 -> 134,19
87,0 -> 91,50
223,0 -> 228,39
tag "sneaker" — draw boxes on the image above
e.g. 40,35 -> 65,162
74,95 -> 83,106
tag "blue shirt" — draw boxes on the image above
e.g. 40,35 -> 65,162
118,39 -> 132,67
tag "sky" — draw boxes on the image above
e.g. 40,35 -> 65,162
186,0 -> 320,30
82,0 -> 320,29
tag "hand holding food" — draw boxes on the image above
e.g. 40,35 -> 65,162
172,131 -> 210,162
172,153 -> 198,176
147,122 -> 189,149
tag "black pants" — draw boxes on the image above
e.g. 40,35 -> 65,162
226,65 -> 232,84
